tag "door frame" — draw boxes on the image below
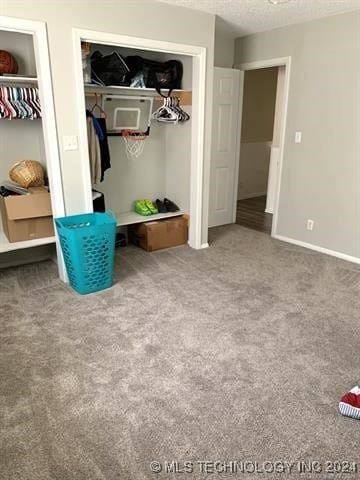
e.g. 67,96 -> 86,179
0,15 -> 66,279
72,28 -> 207,249
234,56 -> 291,237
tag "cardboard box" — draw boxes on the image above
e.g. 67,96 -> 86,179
129,216 -> 188,252
0,187 -> 54,242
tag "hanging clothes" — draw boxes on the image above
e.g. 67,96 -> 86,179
86,109 -> 111,183
86,113 -> 101,185
95,117 -> 111,181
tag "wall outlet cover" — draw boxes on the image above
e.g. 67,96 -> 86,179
295,131 -> 302,143
63,135 -> 78,151
306,219 -> 314,231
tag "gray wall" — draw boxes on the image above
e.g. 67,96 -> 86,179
1,0 -> 215,245
235,11 -> 360,259
214,20 -> 235,67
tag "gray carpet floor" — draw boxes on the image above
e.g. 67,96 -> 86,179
1,224 -> 360,480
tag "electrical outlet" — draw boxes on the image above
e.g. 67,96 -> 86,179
306,219 -> 314,231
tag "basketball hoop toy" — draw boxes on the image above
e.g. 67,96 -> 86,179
121,129 -> 147,160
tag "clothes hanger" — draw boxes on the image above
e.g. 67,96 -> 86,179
16,87 -> 32,119
152,96 -> 178,123
91,93 -> 107,118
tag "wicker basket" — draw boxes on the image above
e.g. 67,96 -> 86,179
9,160 -> 45,188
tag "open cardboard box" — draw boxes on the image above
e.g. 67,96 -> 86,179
0,186 -> 54,243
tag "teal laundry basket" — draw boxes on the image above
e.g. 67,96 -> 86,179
55,211 -> 116,295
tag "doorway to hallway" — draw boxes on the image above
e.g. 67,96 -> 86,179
236,65 -> 285,235
236,196 -> 272,234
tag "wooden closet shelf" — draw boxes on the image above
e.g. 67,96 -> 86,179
0,231 -> 55,253
84,84 -> 192,105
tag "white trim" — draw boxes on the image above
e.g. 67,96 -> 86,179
274,234 -> 360,265
200,243 -> 209,249
72,30 -> 94,213
235,57 -> 290,71
72,28 -> 206,249
232,71 -> 244,223
190,52 -> 206,249
0,16 -> 66,280
235,57 -> 292,240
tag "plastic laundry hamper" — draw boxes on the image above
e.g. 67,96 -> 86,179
55,211 -> 116,295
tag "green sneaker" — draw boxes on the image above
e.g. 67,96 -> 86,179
144,199 -> 158,215
135,199 -> 152,216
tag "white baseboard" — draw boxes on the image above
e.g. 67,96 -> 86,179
273,234 -> 360,265
238,191 -> 267,201
200,242 -> 209,249
265,208 -> 274,214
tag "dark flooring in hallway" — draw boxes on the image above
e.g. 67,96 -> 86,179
236,196 -> 273,234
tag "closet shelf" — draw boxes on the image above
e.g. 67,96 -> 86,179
115,210 -> 184,227
0,75 -> 38,85
0,231 -> 55,253
84,84 -> 192,105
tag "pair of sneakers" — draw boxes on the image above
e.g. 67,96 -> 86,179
135,199 -> 158,216
155,198 -> 180,213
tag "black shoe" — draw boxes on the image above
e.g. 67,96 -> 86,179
115,232 -> 127,248
155,199 -> 167,213
164,198 -> 180,212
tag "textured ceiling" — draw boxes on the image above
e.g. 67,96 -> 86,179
157,0 -> 360,36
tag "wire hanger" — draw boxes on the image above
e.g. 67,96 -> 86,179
91,93 -> 107,118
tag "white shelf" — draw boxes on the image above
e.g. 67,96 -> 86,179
0,75 -> 38,85
115,210 -> 184,227
0,230 -> 55,253
84,84 -> 188,97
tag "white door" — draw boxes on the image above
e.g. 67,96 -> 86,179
265,146 -> 280,214
209,67 -> 244,227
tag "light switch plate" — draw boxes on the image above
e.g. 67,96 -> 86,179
63,135 -> 78,151
295,131 -> 302,143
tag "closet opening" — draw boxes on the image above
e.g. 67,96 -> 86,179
73,29 -> 206,250
0,17 -> 65,276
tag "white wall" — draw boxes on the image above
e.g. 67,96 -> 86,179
164,107 -> 192,212
1,0 -> 215,245
94,124 -> 167,213
235,11 -> 360,259
0,121 -> 45,183
0,30 -> 36,75
238,142 -> 271,200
